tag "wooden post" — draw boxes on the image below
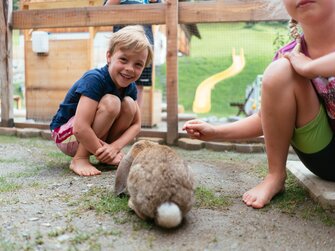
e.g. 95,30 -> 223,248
165,0 -> 178,145
88,26 -> 96,68
0,0 -> 14,127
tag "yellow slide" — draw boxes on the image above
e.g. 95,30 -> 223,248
192,48 -> 246,113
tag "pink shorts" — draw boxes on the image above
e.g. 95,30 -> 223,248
51,117 -> 78,157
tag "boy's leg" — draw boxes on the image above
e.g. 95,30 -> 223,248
70,144 -> 102,176
107,96 -> 138,142
243,58 -> 320,208
91,94 -> 121,139
71,94 -> 121,175
51,117 -> 101,176
104,97 -> 137,166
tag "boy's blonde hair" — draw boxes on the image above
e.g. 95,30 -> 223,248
108,25 -> 153,67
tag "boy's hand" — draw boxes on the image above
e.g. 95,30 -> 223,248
95,141 -> 120,164
182,120 -> 216,141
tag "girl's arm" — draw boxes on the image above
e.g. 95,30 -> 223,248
285,51 -> 335,79
183,113 -> 263,142
73,96 -> 102,154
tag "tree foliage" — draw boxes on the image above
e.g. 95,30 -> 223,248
14,0 -> 20,10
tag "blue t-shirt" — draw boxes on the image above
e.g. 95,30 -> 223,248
50,65 -> 137,130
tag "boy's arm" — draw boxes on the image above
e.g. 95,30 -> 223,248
285,51 -> 335,79
73,96 -> 102,154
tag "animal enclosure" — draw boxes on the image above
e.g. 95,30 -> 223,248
1,0 -> 289,144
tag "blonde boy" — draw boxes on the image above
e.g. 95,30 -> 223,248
50,26 -> 153,176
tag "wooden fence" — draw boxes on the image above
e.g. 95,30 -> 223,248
0,0 -> 289,144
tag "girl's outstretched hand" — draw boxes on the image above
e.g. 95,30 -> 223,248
182,119 -> 216,141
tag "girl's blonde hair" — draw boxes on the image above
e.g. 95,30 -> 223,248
289,18 -> 301,52
267,0 -> 301,53
108,25 -> 153,67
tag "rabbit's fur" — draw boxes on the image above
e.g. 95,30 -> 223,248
114,140 -> 195,228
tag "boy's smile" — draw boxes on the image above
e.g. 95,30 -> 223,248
107,48 -> 148,89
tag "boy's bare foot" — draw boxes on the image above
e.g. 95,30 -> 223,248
242,173 -> 285,209
70,157 -> 101,176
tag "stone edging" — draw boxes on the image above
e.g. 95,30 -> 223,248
0,127 -> 295,154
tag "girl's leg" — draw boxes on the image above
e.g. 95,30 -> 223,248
243,58 -> 320,208
71,94 -> 121,176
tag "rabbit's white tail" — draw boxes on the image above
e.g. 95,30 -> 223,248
156,202 -> 182,228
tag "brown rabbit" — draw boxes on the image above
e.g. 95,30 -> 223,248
114,140 -> 195,228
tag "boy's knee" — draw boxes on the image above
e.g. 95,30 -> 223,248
98,94 -> 121,115
121,97 -> 137,116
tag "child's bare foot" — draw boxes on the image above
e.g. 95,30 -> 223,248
70,157 -> 101,176
242,173 -> 286,209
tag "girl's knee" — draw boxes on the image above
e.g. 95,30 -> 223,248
262,58 -> 309,92
98,94 -> 121,116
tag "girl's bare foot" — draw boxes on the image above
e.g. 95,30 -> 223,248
242,173 -> 286,209
70,157 -> 101,176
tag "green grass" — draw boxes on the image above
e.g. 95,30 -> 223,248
195,186 -> 232,210
0,177 -> 21,193
254,164 -> 335,226
81,187 -> 153,230
156,21 -> 290,117
270,173 -> 335,226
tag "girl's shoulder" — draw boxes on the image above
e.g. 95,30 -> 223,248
273,40 -> 297,61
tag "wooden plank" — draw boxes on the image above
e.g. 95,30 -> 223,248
14,122 -> 50,130
13,4 -> 166,29
25,39 -> 90,121
26,89 -> 69,121
13,122 -> 169,138
21,0 -> 103,10
0,0 -> 14,127
178,1 -> 289,23
25,26 -> 112,33
165,0 -> 178,145
25,40 -> 90,89
12,1 -> 289,30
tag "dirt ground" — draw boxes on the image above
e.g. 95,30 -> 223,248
0,135 -> 334,251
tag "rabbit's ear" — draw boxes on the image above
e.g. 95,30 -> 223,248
114,153 -> 133,196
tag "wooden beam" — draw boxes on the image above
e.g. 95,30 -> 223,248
179,1 -> 289,23
165,0 -> 178,145
12,1 -> 289,30
0,0 -> 14,127
13,4 -> 166,29
20,0 -> 103,10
